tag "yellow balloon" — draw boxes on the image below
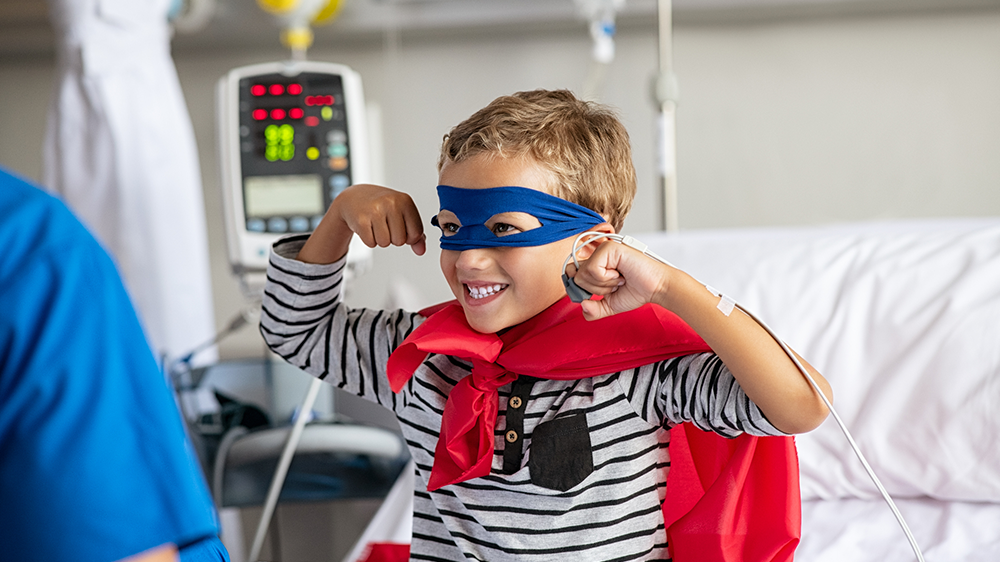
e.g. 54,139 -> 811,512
257,0 -> 299,16
312,0 -> 343,24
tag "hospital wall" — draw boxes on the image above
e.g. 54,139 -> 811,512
1,8 -> 998,360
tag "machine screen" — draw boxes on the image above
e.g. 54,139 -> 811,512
244,174 -> 323,228
238,72 -> 353,234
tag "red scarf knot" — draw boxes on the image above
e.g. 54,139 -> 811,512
387,296 -> 709,490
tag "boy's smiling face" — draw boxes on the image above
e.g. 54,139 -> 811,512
437,154 -> 582,333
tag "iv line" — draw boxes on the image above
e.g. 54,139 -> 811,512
564,231 -> 926,562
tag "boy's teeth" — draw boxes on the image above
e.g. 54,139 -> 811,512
468,284 -> 506,299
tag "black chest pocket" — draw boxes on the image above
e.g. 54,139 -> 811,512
528,412 -> 594,491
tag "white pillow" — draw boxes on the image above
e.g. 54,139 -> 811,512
635,219 -> 1000,502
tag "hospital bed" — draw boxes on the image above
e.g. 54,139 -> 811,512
637,218 -> 1000,561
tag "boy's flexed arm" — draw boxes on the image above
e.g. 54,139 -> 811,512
297,184 -> 427,264
568,240 -> 833,435
261,183 -> 428,411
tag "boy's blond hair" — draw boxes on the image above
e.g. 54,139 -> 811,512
438,89 -> 636,232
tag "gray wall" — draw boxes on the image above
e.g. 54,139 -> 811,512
2,8 -> 999,359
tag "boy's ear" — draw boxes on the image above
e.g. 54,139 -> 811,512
575,222 -> 616,260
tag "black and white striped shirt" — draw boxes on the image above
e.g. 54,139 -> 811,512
261,237 -> 784,562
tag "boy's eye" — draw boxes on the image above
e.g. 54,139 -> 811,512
433,211 -> 462,236
484,212 -> 540,237
490,222 -> 521,237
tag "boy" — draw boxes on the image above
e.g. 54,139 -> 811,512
261,89 -> 832,561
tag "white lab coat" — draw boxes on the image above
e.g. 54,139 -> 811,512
44,0 -> 216,363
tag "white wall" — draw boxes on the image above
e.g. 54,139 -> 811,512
676,13 -> 1000,227
2,9 -> 998,359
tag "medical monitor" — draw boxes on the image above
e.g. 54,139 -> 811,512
217,61 -> 371,274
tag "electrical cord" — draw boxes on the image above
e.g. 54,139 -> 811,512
564,231 -> 926,562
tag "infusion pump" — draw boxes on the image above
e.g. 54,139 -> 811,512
217,61 -> 372,275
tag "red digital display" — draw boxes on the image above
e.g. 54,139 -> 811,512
249,80 -> 320,122
305,95 -> 335,106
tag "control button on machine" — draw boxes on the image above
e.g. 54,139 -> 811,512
329,157 -> 348,171
246,218 -> 266,232
267,217 -> 289,233
289,216 -> 310,232
330,174 -> 350,190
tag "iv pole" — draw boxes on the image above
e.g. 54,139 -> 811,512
653,0 -> 680,232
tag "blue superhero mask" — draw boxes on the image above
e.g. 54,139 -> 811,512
431,185 -> 607,251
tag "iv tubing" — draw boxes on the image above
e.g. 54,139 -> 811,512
565,231 -> 926,562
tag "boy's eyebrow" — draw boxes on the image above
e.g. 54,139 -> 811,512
436,210 -> 460,220
486,211 -> 541,222
433,211 -> 541,230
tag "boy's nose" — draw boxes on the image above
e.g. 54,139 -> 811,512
455,248 -> 492,270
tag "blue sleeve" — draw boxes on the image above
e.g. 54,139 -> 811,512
0,170 -> 228,562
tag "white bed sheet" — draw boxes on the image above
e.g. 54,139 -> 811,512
633,219 -> 1000,561
799,497 -> 1000,561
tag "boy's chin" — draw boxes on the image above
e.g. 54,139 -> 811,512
463,313 -> 509,334
460,304 -> 518,334
460,302 -> 555,334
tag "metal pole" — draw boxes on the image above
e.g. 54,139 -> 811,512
655,0 -> 679,232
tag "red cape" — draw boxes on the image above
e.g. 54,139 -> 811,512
387,298 -> 800,562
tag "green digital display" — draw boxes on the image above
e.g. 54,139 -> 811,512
264,124 -> 295,162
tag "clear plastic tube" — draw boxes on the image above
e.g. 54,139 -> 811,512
565,231 -> 925,562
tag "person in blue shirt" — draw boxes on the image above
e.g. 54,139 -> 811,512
0,166 -> 229,562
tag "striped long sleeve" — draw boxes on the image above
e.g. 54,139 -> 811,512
260,235 -> 421,413
260,237 -> 784,562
